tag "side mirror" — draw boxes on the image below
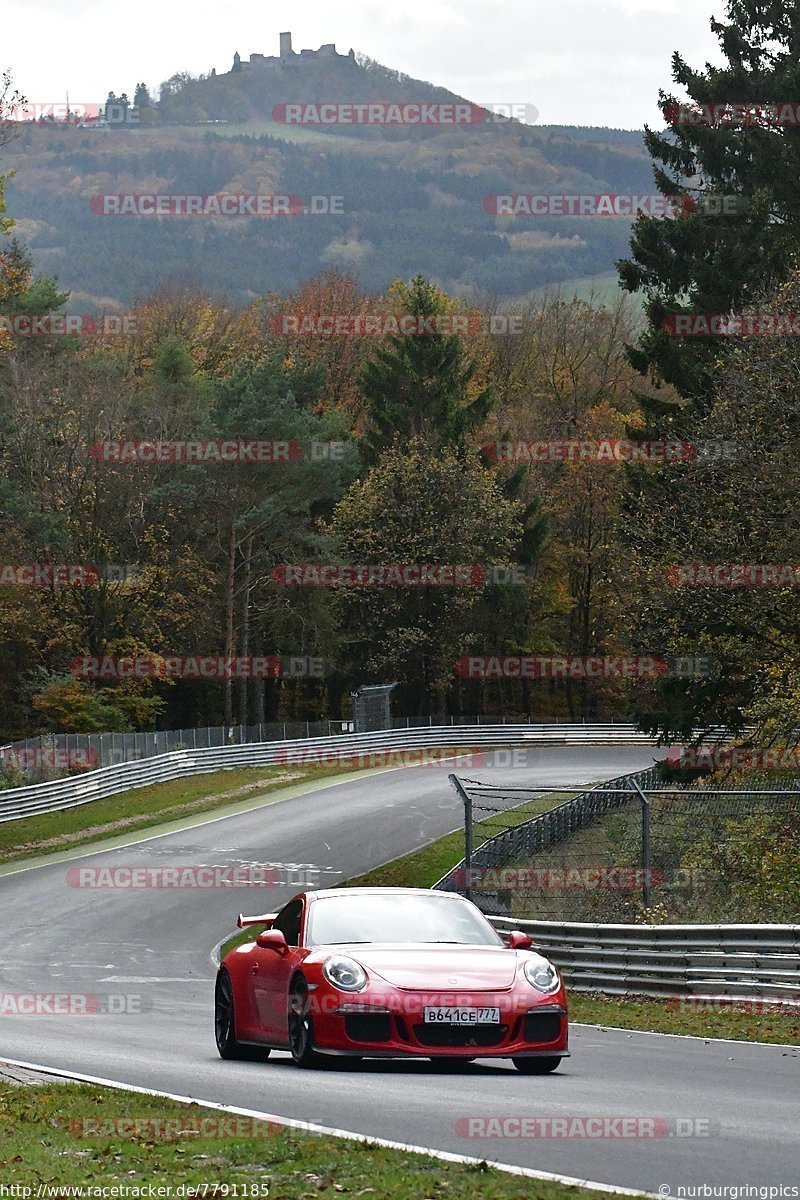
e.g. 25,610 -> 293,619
507,930 -> 533,950
256,929 -> 288,955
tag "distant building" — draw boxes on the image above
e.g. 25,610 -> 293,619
231,32 -> 356,73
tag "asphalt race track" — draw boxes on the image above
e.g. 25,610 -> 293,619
1,746 -> 797,1194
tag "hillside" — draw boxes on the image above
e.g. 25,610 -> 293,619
3,46 -> 654,307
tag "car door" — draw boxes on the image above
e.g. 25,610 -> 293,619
252,896 -> 305,1045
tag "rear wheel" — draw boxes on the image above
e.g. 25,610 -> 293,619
288,976 -> 326,1069
513,1055 -> 561,1074
216,969 -> 265,1060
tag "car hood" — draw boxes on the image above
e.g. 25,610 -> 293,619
328,945 -> 521,990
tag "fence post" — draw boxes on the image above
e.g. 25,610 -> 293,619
631,778 -> 651,909
448,774 -> 473,902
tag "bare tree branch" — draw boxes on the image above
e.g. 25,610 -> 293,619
0,69 -> 26,150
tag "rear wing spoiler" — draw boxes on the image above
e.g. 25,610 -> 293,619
237,912 -> 278,929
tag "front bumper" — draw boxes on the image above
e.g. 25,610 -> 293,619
310,992 -> 569,1058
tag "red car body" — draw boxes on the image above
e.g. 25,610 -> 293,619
215,887 -> 569,1072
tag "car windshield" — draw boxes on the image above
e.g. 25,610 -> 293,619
306,893 -> 503,947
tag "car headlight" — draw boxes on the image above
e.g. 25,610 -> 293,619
523,958 -> 561,994
322,955 -> 367,991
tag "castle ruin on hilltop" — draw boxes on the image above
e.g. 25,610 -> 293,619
231,32 -> 356,73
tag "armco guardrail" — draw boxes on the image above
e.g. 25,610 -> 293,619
0,723 -> 659,824
0,714 -> 647,774
488,916 -> 800,1003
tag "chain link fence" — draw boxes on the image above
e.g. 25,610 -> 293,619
0,721 -> 344,778
438,767 -> 800,924
0,714 -> 620,780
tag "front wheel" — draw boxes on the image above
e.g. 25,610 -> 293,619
288,976 -> 326,1069
513,1056 -> 562,1074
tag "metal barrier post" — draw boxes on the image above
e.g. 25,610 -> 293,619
449,774 -> 473,901
631,778 -> 651,909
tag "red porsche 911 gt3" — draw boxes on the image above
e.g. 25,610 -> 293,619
215,887 -> 568,1072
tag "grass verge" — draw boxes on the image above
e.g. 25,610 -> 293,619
0,764 -> 364,867
345,794 -> 570,889
0,743 -> 513,869
0,1080 -> 648,1198
568,992 -> 800,1045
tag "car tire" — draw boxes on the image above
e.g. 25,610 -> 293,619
513,1055 -> 562,1074
288,976 -> 326,1069
215,969 -> 269,1060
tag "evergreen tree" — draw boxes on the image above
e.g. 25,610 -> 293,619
623,267 -> 800,742
618,0 -> 800,416
359,274 -> 493,461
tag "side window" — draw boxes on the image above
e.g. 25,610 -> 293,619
271,898 -> 303,947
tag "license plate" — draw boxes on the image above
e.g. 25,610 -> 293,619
423,1006 -> 500,1025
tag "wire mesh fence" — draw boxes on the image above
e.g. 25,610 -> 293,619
0,721 -> 346,777
0,714 -> 625,780
439,767 -> 800,924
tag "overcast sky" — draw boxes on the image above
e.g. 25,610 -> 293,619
9,0 -> 726,129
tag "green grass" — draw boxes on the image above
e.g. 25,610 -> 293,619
503,799 -> 644,924
346,795 -> 571,889
0,744 -> 529,870
569,992 -> 800,1046
0,764 -> 364,867
0,1081 -> 648,1198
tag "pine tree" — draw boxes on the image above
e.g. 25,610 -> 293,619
359,275 -> 493,461
618,0 -> 800,415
